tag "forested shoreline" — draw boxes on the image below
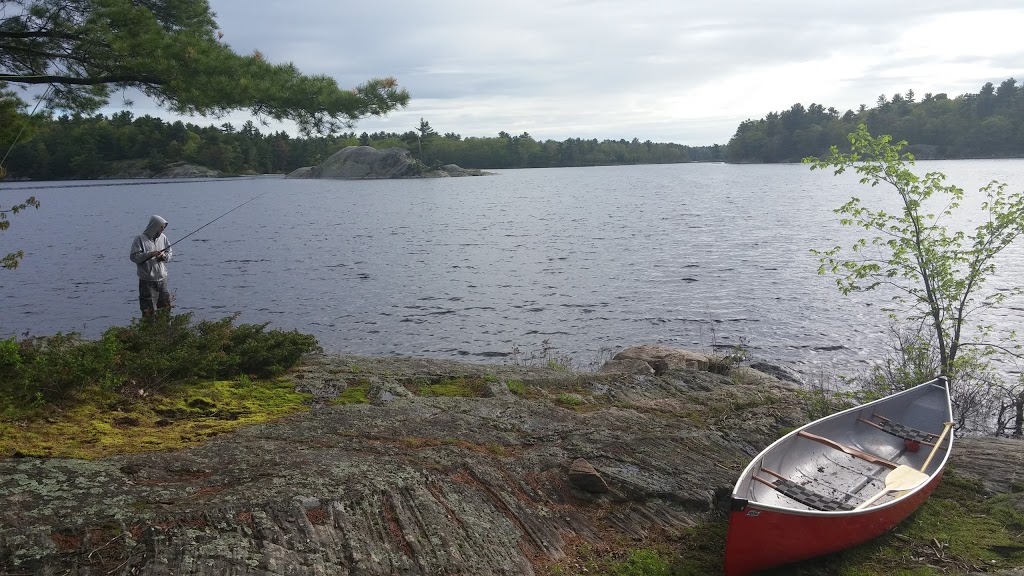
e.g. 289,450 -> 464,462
3,76 -> 1024,181
727,77 -> 1024,163
0,113 -> 725,180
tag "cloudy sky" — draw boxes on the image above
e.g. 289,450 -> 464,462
134,0 -> 1024,145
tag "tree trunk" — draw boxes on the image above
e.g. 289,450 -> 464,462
1014,390 -> 1024,437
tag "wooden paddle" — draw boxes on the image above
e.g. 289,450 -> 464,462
919,421 -> 954,473
854,421 -> 954,511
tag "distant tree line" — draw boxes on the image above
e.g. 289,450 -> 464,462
1,111 -> 352,179
0,111 -> 725,180
727,77 -> 1024,163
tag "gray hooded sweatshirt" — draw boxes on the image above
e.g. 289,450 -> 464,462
130,215 -> 172,281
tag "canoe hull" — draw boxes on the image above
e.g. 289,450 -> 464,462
724,473 -> 942,576
724,378 -> 953,575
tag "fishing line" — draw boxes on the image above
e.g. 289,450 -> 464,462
166,191 -> 268,250
0,85 -> 52,177
139,191 -> 267,263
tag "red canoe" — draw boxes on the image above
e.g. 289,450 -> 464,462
724,377 -> 954,575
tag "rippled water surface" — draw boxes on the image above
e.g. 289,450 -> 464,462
3,161 -> 1023,374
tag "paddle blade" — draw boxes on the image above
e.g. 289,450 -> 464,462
854,465 -> 930,510
885,465 -> 928,490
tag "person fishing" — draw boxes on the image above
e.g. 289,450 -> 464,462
129,215 -> 173,316
125,194 -> 264,317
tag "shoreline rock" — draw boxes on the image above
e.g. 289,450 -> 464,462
103,160 -> 223,179
0,346 -> 1019,575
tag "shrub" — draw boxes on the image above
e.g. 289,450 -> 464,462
610,549 -> 673,576
2,332 -> 117,406
0,312 -> 321,413
0,337 -> 20,370
226,322 -> 320,377
105,312 -> 229,387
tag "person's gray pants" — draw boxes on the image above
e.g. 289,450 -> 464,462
139,279 -> 170,315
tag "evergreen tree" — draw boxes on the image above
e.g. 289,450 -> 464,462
0,0 -> 410,135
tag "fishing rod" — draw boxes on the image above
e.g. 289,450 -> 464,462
139,191 -> 267,262
1,85 -> 53,179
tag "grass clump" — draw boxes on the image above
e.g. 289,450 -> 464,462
505,379 -> 549,399
555,392 -> 585,408
543,525 -> 725,576
506,379 -> 526,395
511,339 -> 575,371
331,380 -> 370,405
608,548 -> 674,576
414,377 -> 487,397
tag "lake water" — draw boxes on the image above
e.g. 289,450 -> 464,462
2,160 -> 1023,376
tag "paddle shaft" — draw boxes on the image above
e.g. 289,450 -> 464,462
857,483 -> 901,509
920,422 -> 954,472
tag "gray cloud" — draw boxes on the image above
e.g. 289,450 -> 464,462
125,1 -> 1024,144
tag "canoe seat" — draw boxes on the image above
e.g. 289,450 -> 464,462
859,414 -> 942,446
756,473 -> 854,512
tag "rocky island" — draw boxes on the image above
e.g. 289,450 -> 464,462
286,146 -> 492,179
1,345 -> 1021,575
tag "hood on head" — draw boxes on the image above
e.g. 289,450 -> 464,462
145,215 -> 168,239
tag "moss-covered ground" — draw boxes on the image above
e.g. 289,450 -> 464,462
0,376 -> 311,459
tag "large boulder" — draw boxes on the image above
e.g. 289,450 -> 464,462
601,344 -> 711,374
286,147 -> 495,179
286,146 -> 424,179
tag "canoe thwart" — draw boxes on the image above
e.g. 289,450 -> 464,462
796,430 -> 899,468
755,469 -> 854,512
858,413 -> 942,447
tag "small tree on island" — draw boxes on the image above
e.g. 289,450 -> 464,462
805,124 -> 1024,434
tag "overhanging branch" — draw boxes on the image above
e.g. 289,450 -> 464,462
0,30 -> 81,41
0,73 -> 162,86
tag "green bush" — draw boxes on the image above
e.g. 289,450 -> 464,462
3,332 -> 117,407
0,337 -> 21,369
105,312 -> 228,387
226,322 -> 320,377
0,312 -> 321,412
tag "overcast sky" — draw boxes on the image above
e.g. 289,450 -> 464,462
130,0 -> 1024,145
